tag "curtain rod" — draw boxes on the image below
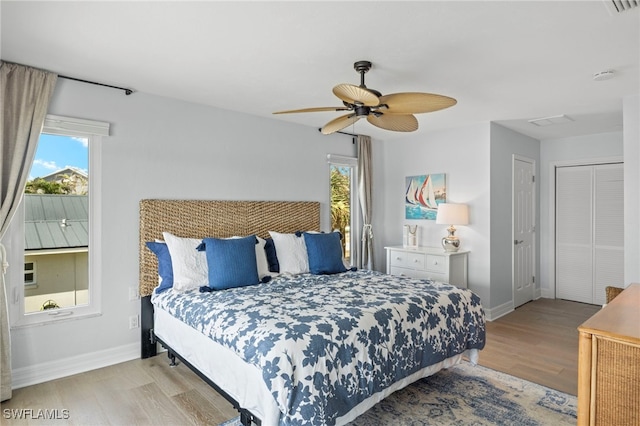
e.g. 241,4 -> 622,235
59,74 -> 134,95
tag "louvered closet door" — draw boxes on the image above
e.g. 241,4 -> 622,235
555,163 -> 624,305
556,166 -> 594,303
593,164 -> 624,306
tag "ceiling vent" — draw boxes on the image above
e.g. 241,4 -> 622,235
528,114 -> 574,127
603,0 -> 639,14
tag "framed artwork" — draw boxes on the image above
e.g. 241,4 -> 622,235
405,173 -> 446,220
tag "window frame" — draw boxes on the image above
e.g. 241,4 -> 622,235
327,154 -> 360,267
7,115 -> 108,328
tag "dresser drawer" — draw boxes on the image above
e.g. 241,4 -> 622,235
425,255 -> 446,273
424,271 -> 447,283
389,251 -> 426,270
386,246 -> 468,288
389,266 -> 428,279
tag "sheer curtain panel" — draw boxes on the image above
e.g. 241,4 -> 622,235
0,61 -> 57,401
357,135 -> 374,270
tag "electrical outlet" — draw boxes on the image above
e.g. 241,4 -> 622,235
129,286 -> 139,301
129,315 -> 139,329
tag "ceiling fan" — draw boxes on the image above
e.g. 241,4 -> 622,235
273,60 -> 457,135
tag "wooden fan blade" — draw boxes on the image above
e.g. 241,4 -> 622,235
379,92 -> 457,114
367,113 -> 418,132
321,114 -> 361,135
273,106 -> 350,114
333,84 -> 379,107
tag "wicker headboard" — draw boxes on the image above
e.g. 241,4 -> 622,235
139,199 -> 321,297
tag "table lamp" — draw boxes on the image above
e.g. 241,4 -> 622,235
436,203 -> 469,252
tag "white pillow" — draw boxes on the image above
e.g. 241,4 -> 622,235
268,231 -> 309,274
162,232 -> 208,291
255,236 -> 270,279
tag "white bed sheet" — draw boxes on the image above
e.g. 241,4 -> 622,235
154,305 -> 477,426
154,307 -> 281,422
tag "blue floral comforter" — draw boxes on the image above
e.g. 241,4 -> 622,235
152,269 -> 485,425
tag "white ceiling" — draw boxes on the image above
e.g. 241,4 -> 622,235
1,1 -> 638,141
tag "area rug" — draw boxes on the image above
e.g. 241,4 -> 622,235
219,362 -> 577,425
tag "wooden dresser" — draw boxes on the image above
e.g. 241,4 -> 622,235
577,283 -> 640,426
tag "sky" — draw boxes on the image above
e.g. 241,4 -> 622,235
29,134 -> 88,180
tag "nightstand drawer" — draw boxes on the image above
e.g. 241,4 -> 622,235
425,255 -> 446,273
389,251 -> 426,270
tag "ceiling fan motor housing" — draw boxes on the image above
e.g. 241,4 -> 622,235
354,105 -> 370,117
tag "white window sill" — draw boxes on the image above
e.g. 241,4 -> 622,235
10,311 -> 102,329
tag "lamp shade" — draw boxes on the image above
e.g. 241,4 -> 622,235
436,203 -> 469,225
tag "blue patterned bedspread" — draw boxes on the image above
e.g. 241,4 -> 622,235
151,269 -> 485,425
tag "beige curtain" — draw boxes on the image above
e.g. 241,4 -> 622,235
357,135 -> 373,270
0,61 -> 57,401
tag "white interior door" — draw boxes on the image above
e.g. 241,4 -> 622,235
555,163 -> 624,305
513,157 -> 535,308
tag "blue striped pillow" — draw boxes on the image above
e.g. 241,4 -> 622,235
303,232 -> 347,275
199,236 -> 260,290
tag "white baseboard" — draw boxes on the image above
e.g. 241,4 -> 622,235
485,300 -> 514,321
12,342 -> 139,389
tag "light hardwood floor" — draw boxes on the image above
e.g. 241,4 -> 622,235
1,298 -> 600,425
477,298 -> 600,396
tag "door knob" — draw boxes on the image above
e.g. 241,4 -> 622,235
514,240 -> 524,245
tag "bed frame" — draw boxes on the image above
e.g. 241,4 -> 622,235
139,199 -> 321,425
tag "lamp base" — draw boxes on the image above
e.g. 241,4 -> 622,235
441,236 -> 461,252
442,225 -> 461,252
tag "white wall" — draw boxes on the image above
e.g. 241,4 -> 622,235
8,79 -> 356,384
376,123 -> 492,306
539,131 -> 623,297
623,94 -> 640,285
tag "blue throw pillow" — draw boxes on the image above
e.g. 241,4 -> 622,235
264,237 -> 280,272
199,235 -> 260,290
145,241 -> 173,293
303,232 -> 347,275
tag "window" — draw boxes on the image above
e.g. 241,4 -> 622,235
327,155 -> 359,266
24,261 -> 36,286
7,115 -> 108,327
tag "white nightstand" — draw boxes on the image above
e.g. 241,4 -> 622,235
385,246 -> 469,288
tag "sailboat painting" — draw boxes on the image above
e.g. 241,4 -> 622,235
405,173 -> 446,220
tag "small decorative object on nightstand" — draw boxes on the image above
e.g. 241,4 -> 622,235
403,224 -> 419,248
385,246 -> 469,288
436,203 -> 469,252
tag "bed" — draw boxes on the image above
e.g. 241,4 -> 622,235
139,199 -> 485,426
